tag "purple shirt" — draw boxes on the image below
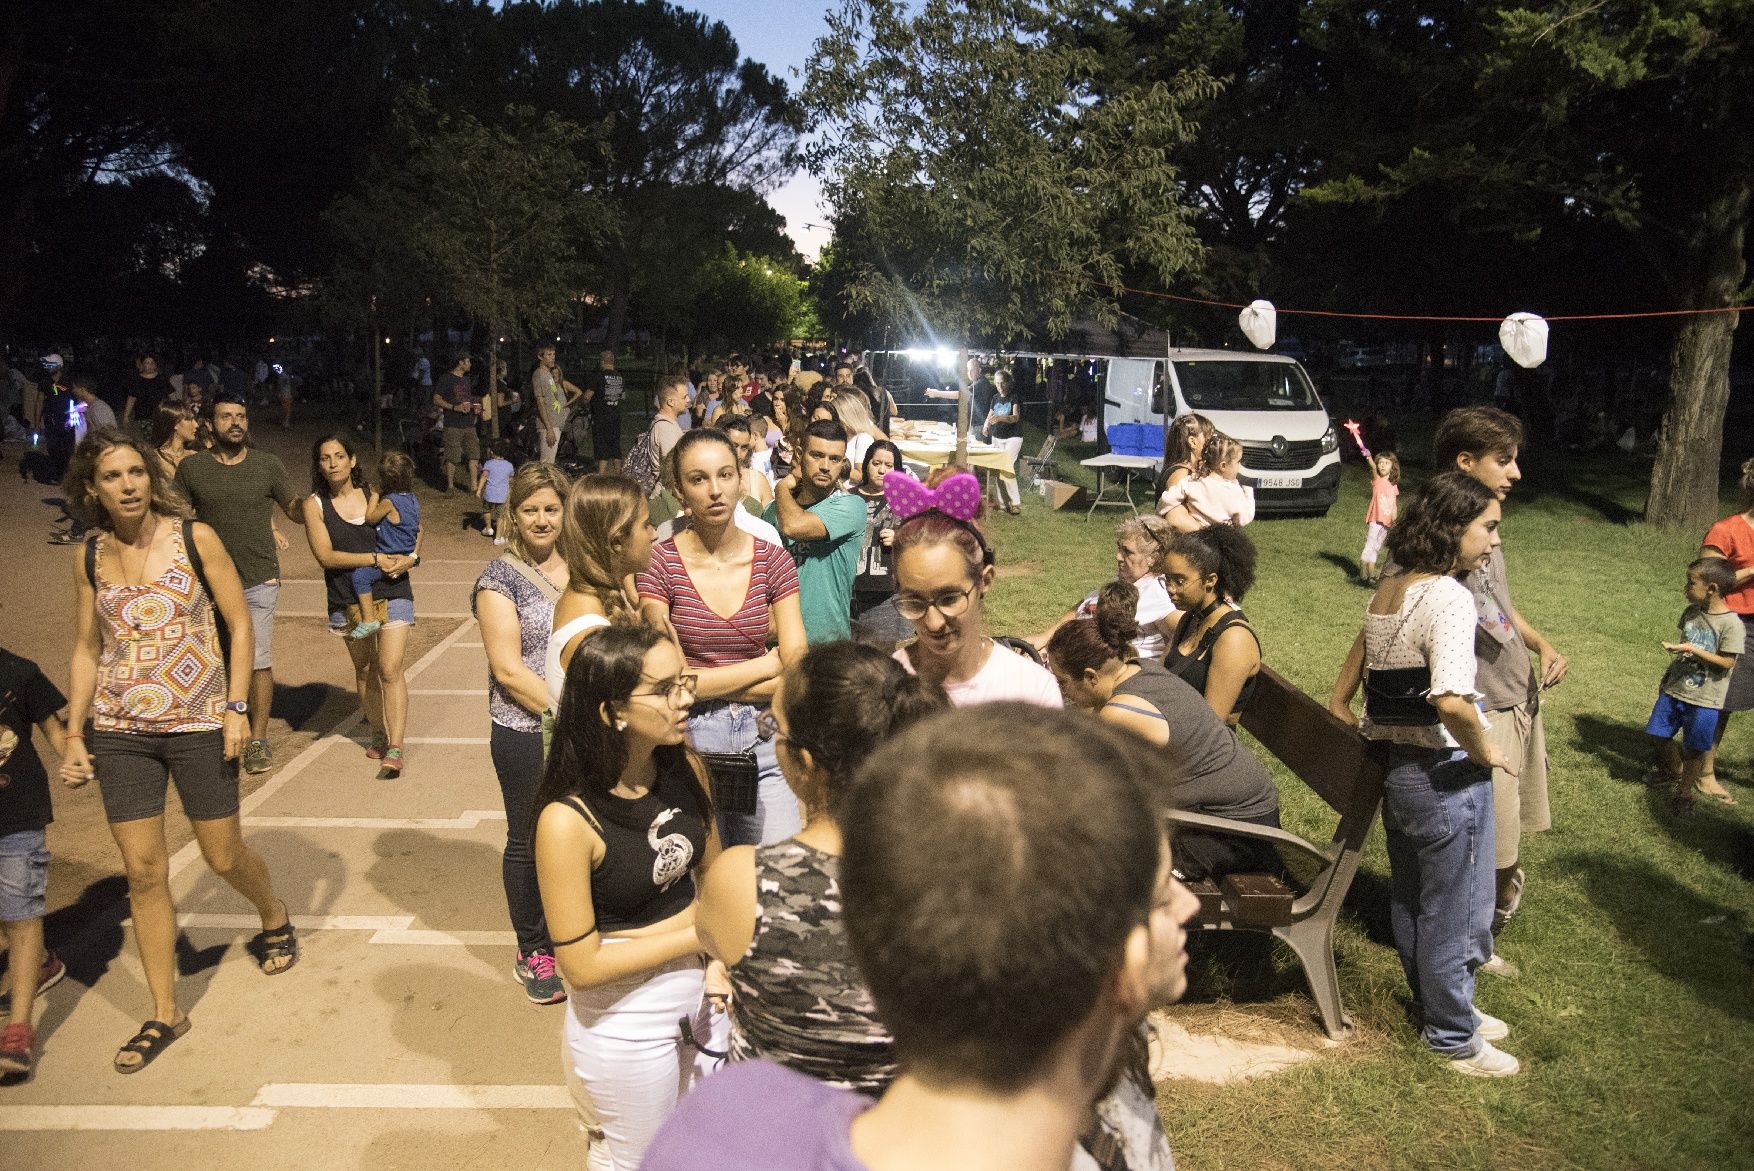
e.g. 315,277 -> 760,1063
640,1061 -> 871,1170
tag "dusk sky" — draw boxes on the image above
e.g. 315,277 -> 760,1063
681,0 -> 840,261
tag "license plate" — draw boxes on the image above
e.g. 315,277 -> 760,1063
1259,475 -> 1302,489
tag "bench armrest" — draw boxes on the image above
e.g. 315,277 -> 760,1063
1166,809 -> 1330,869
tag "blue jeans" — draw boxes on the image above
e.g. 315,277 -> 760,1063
687,700 -> 798,847
1380,746 -> 1496,1057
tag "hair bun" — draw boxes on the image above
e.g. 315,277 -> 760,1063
1093,580 -> 1140,653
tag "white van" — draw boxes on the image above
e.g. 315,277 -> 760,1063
1104,349 -> 1340,516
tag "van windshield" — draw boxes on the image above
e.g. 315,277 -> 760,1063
1173,361 -> 1319,411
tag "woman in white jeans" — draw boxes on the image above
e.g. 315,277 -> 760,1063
534,623 -> 722,1169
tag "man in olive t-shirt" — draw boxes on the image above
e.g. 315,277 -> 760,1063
174,397 -> 304,774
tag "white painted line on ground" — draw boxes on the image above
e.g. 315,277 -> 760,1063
0,1105 -> 278,1131
367,928 -> 518,947
406,736 -> 490,745
454,641 -> 483,647
246,810 -> 506,830
170,913 -> 416,932
252,1083 -> 572,1110
409,688 -> 488,696
162,619 -> 480,883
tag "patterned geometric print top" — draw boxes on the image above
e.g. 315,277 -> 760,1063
93,523 -> 226,734
727,841 -> 896,1095
471,556 -> 557,733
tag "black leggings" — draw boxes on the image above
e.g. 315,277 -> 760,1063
490,722 -> 549,954
1173,808 -> 1283,883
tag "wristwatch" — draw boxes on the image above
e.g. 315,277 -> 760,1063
225,701 -> 249,714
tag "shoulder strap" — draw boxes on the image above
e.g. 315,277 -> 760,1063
497,553 -> 562,603
1194,609 -> 1257,660
562,793 -> 605,835
1105,699 -> 1169,723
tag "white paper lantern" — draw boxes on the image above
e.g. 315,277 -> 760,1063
1499,312 -> 1549,369
1238,299 -> 1277,350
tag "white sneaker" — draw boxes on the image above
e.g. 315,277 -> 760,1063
1475,1009 -> 1510,1042
493,535 -> 507,545
1480,953 -> 1521,980
1446,1040 -> 1520,1078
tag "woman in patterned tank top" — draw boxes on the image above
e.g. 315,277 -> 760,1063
60,429 -> 296,1074
695,642 -> 948,1093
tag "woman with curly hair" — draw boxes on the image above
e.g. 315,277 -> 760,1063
61,428 -> 295,1074
1163,524 -> 1262,724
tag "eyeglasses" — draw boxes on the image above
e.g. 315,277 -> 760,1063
629,674 -> 699,706
755,709 -> 788,744
894,585 -> 975,621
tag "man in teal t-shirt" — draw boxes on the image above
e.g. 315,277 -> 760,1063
765,419 -> 866,643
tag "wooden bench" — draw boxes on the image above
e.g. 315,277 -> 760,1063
1168,663 -> 1385,1039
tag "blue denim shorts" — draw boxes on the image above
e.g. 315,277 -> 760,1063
0,828 -> 50,921
1647,692 -> 1719,753
329,595 -> 415,634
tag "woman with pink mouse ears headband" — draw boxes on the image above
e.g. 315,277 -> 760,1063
884,469 -> 1063,709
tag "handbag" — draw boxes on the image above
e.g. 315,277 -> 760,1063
697,749 -> 759,816
1363,588 -> 1440,727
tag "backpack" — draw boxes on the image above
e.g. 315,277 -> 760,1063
86,518 -> 231,653
624,425 -> 663,496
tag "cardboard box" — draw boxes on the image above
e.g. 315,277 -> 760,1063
1038,479 -> 1086,510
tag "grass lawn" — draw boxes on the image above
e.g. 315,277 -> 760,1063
981,433 -> 1753,1170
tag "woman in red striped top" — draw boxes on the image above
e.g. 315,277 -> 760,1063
638,428 -> 806,847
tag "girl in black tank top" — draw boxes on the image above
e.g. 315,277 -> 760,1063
531,624 -> 720,1169
1163,524 -> 1263,725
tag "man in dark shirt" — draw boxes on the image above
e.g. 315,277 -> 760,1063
121,354 -> 168,431
174,396 -> 305,773
433,350 -> 481,491
586,349 -> 624,474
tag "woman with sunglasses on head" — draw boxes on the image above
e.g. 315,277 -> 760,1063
1030,514 -> 1178,661
546,475 -> 656,703
535,623 -> 719,1169
61,429 -> 296,1074
472,462 -> 572,1005
696,641 -> 948,1093
886,468 -> 1061,707
637,428 -> 807,847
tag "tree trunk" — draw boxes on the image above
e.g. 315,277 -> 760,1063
1645,183 -> 1748,530
604,283 -> 631,356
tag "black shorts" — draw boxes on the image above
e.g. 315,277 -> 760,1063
590,405 -> 623,458
91,729 -> 240,823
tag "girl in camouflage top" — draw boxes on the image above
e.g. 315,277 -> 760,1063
696,642 -> 948,1093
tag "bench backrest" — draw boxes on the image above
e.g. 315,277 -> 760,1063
1239,663 -> 1385,833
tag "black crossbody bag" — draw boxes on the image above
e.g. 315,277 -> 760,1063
1363,590 -> 1439,727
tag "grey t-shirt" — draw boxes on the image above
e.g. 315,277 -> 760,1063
1662,605 -> 1745,710
174,448 -> 296,588
1112,660 -> 1279,821
1464,546 -> 1537,712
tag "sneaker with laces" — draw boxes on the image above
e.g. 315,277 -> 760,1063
1446,1040 -> 1520,1078
1475,1009 -> 1510,1042
1492,866 -> 1525,932
514,949 -> 567,1005
1480,952 -> 1521,980
0,1021 -> 36,1075
243,739 -> 273,775
366,732 -> 389,760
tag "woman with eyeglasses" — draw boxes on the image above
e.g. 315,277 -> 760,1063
637,428 -> 807,847
887,468 -> 1061,707
696,642 -> 948,1093
534,623 -> 720,1170
1029,514 -> 1178,661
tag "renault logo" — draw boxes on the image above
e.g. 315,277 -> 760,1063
1270,435 -> 1288,458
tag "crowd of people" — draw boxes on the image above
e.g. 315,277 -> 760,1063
2,335 -> 1750,1171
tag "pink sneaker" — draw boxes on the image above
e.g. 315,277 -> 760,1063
0,1021 -> 35,1076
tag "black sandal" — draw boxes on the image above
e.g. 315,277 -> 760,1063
115,1017 -> 191,1073
249,912 -> 299,975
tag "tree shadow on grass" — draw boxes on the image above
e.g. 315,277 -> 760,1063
1549,851 -> 1754,1022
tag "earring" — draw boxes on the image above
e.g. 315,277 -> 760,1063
616,719 -> 628,731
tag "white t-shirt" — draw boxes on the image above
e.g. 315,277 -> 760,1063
1078,573 -> 1176,661
894,641 -> 1063,709
845,432 -> 873,479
